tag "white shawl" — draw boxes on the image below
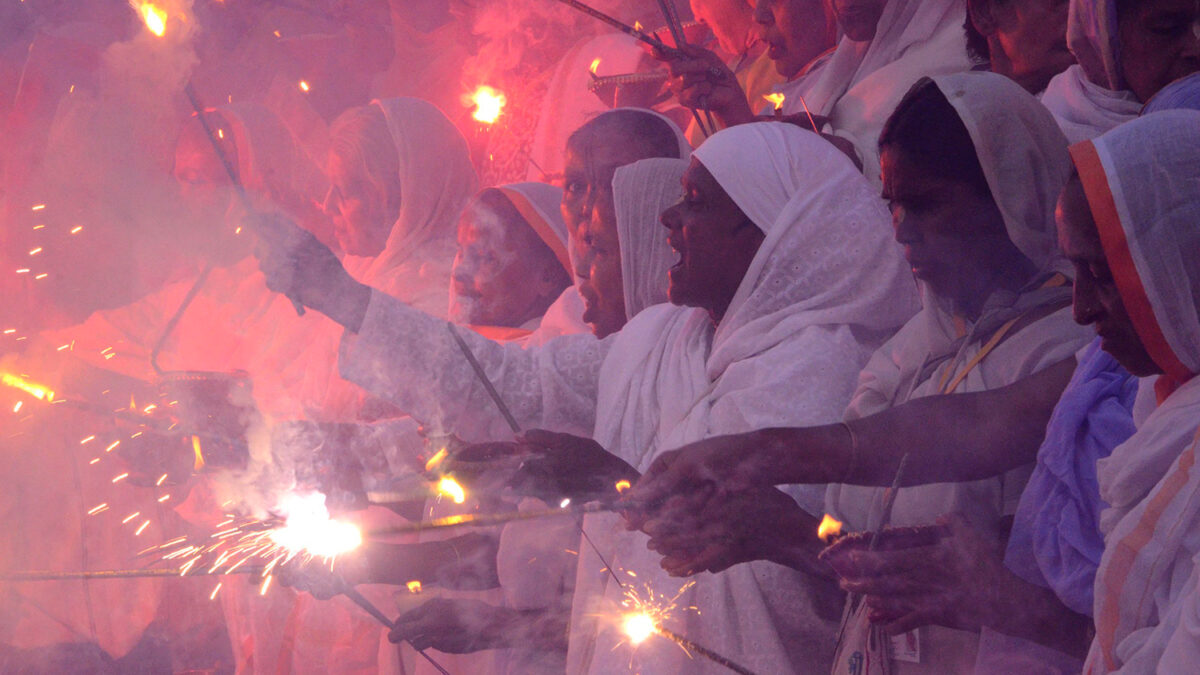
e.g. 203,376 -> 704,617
568,123 -> 919,674
1072,111 -> 1200,674
613,157 -> 687,321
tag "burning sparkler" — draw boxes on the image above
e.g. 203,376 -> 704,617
465,86 -> 507,125
435,476 -> 467,505
130,1 -> 168,37
1,372 -> 55,402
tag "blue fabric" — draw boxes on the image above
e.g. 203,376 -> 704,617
1004,337 -> 1138,616
1143,73 -> 1200,115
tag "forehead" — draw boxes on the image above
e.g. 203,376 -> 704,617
1056,177 -> 1104,258
566,128 -> 660,177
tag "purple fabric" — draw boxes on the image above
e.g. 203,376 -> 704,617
1143,73 -> 1200,114
1004,337 -> 1138,616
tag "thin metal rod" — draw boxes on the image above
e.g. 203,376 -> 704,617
550,0 -> 681,55
2,566 -> 263,581
656,626 -> 759,675
446,323 -> 521,434
342,586 -> 451,675
149,262 -> 213,374
367,502 -> 612,537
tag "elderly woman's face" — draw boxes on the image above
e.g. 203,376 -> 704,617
1118,0 -> 1200,102
581,192 -> 628,338
1056,177 -> 1159,375
659,159 -> 764,322
754,0 -> 835,77
324,151 -> 392,257
833,0 -> 887,42
989,0 -> 1075,94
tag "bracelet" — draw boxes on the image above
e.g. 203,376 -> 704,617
837,422 -> 858,484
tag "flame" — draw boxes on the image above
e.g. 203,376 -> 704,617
763,93 -> 786,111
424,447 -> 448,473
298,80 -> 310,92
406,580 -> 423,593
436,476 -> 467,504
192,435 -> 206,472
268,492 -> 363,559
1,372 -> 55,401
130,2 -> 168,37
634,21 -> 644,32
622,612 -> 657,645
466,86 -> 506,125
817,514 -> 843,542
590,58 -> 601,75
614,479 -> 631,493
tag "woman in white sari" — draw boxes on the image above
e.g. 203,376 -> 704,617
254,121 -> 919,672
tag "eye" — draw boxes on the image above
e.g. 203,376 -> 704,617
565,180 -> 587,196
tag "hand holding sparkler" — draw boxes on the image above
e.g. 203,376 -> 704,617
252,212 -> 372,331
505,429 -> 640,504
657,44 -> 755,129
389,598 -> 557,654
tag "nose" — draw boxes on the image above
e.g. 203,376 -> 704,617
660,201 -> 683,232
891,206 -> 921,245
1072,273 -> 1103,327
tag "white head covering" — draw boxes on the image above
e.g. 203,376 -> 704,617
349,97 -> 479,285
585,106 -> 693,161
930,71 -> 1074,276
612,157 -> 686,320
1067,0 -> 1123,91
494,182 -> 571,276
217,102 -> 327,217
1072,110 -> 1200,398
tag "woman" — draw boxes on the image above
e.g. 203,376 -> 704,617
255,122 -> 919,672
1041,0 -> 1200,142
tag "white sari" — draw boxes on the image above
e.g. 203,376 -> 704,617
1073,111 -> 1200,674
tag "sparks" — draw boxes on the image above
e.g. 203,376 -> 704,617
112,472 -> 129,483
28,247 -> 42,256
465,86 -> 506,125
158,494 -> 171,503
31,204 -> 45,211
122,511 -> 141,524
267,492 -> 362,559
12,401 -> 23,413
135,520 -> 151,536
70,225 -> 83,234
87,503 -> 109,515
259,574 -> 273,595
80,435 -> 96,445
817,514 -> 843,542
105,440 -> 120,453
763,93 -> 786,111
155,473 -> 169,486
622,612 -> 657,645
424,447 -> 448,472
1,372 -> 55,401
298,80 -> 310,92
614,479 -> 631,493
618,580 -> 696,647
130,2 -> 168,37
209,582 -> 223,600
192,435 -> 205,471
435,476 -> 466,504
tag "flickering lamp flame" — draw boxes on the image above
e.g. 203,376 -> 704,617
192,435 -> 206,472
590,58 -> 601,75
130,2 -> 168,37
763,93 -> 786,111
406,580 -> 423,593
268,492 -> 363,559
424,447 -> 448,473
622,612 -> 657,645
1,372 -> 55,401
614,479 -> 631,493
466,86 -> 506,125
633,20 -> 644,32
436,476 -> 467,504
818,514 -> 843,542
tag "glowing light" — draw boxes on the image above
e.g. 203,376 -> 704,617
406,580 -> 423,593
122,511 -> 140,524
12,401 -> 23,413
35,273 -> 47,280
559,498 -> 571,508
634,21 -> 644,32
80,435 -> 96,445
31,204 -> 45,211
590,58 -> 601,75
259,574 -> 273,596
87,503 -> 109,515
158,494 -> 171,503
209,582 -> 223,600
131,2 -> 168,37
15,269 -> 30,274
135,519 -> 151,535
298,80 -> 310,92
192,435 -> 205,471
216,128 -> 224,139
424,447 -> 448,472
156,473 -> 169,486
267,492 -> 363,559
70,226 -> 83,234
763,93 -> 786,111
28,247 -> 42,256
436,476 -> 466,504
615,479 -> 631,493
105,440 -> 120,453
622,612 -> 657,645
112,472 -> 129,483
466,86 -> 506,124
817,514 -> 843,542
1,372 -> 55,401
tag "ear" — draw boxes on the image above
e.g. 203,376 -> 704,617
967,0 -> 999,36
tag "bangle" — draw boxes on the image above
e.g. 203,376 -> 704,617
837,422 -> 858,484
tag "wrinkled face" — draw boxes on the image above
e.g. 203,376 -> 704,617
754,0 -> 836,77
660,159 -> 764,321
323,151 -> 393,257
692,0 -> 754,54
833,0 -> 887,42
449,200 -> 554,327
561,134 -> 650,337
880,146 -> 1016,313
993,0 -> 1075,93
173,125 -> 235,231
1057,177 -> 1159,375
1118,0 -> 1200,102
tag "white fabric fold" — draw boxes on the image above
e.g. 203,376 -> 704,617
612,157 -> 686,320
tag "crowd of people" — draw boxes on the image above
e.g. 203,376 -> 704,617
2,0 -> 1199,673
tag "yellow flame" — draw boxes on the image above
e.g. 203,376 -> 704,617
615,479 -> 631,493
424,447 -> 448,473
590,58 -> 601,75
763,93 -> 786,111
633,21 -> 644,32
622,612 -> 657,645
466,86 -> 506,124
406,580 -> 423,593
436,476 -> 467,504
192,435 -> 206,472
131,2 -> 168,37
1,372 -> 55,401
817,514 -> 843,542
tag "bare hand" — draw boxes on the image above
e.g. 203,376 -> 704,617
388,598 -> 509,653
659,45 -> 754,126
276,555 -> 362,600
506,429 -> 639,503
252,212 -> 367,327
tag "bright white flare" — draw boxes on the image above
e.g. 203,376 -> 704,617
268,492 -> 362,559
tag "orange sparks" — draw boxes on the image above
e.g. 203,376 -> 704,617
112,472 -> 129,483
424,447 -> 448,472
31,204 -> 45,211
135,519 -> 151,536
105,440 -> 120,453
763,93 -> 786,111
615,479 -> 632,493
89,457 -> 100,465
131,2 -> 168,37
158,494 -> 171,503
28,247 -> 42,256
436,476 -> 466,504
259,574 -> 273,596
12,401 -> 23,413
817,514 -> 843,542
35,273 -> 47,280
156,473 -> 169,486
70,225 -> 83,234
634,20 -> 644,32
1,372 -> 55,401
87,503 -> 109,515
15,269 -> 30,274
465,86 -> 506,125
192,436 -> 206,471
122,511 -> 141,524
406,580 -> 423,593
209,582 -> 223,600
590,57 -> 601,75
298,80 -> 310,92
622,612 -> 657,645
80,435 -> 96,445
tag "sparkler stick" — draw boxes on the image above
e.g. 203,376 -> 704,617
656,626 -> 758,675
1,567 -> 264,581
549,0 -> 681,56
340,586 -> 451,675
867,452 -> 909,551
653,0 -> 711,137
367,501 -> 614,537
446,322 -> 521,434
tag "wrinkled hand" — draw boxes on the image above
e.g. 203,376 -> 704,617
833,514 -> 1008,634
639,486 -> 818,576
388,598 -> 508,653
659,45 -> 753,125
623,433 -> 767,528
251,212 -> 361,321
506,429 -> 639,503
276,554 -> 363,600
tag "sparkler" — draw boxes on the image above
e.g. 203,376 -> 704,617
465,86 -> 506,125
130,2 -> 168,37
653,0 -> 713,137
549,0 -> 682,56
367,501 -> 613,537
446,322 -> 521,433
1,372 -> 55,402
